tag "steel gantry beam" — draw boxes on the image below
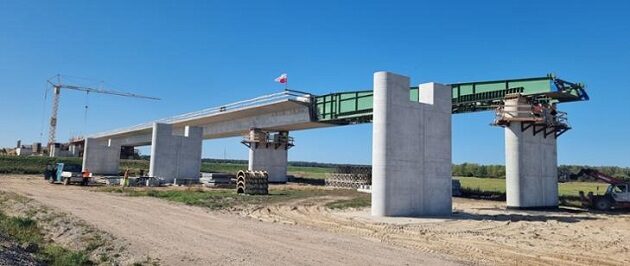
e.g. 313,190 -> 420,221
314,74 -> 588,124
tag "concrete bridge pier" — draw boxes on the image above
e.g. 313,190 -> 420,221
245,129 -> 291,183
82,138 -> 122,175
149,123 -> 203,183
371,71 -> 452,217
504,98 -> 558,209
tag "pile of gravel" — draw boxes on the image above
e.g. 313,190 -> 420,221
0,233 -> 40,266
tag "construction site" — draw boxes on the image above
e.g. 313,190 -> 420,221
1,71 -> 629,265
6,72 -> 594,211
1,1 -> 629,265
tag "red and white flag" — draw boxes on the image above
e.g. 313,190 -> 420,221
274,73 -> 287,84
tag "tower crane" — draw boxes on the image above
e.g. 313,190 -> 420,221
46,75 -> 160,147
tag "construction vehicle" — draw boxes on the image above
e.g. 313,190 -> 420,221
575,168 -> 630,211
44,163 -> 90,186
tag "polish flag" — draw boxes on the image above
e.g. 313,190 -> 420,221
274,73 -> 288,84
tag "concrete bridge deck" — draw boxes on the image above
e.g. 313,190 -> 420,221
89,91 -> 330,146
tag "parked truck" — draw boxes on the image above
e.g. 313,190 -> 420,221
575,168 -> 630,211
44,163 -> 90,186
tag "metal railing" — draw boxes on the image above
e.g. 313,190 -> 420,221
89,90 -> 313,138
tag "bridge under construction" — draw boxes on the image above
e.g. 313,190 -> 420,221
81,72 -> 589,217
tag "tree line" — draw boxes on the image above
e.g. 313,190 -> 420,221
453,163 -> 630,180
137,156 -> 630,180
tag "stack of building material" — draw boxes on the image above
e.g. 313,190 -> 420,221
325,166 -> 372,189
200,173 -> 234,187
95,176 -> 163,187
95,176 -> 121,186
236,170 -> 268,195
172,178 -> 199,186
145,177 -> 162,187
357,184 -> 372,193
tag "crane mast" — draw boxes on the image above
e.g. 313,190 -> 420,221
48,86 -> 62,145
46,76 -> 160,147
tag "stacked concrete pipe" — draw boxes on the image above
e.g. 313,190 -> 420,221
236,170 -> 269,195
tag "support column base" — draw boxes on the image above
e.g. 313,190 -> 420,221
371,72 -> 452,217
506,205 -> 559,211
149,123 -> 203,183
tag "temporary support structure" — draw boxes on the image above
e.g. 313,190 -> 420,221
242,129 -> 294,183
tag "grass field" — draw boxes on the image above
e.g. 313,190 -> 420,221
1,155 -> 613,208
454,176 -> 608,198
0,156 -> 334,179
97,186 -> 369,210
454,176 -> 612,207
0,209 -> 90,265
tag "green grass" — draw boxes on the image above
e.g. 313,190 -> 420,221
200,162 -> 334,179
454,176 -> 606,197
200,162 -> 247,174
558,181 -> 609,196
454,176 -> 609,206
0,210 -> 91,265
455,176 -> 507,193
325,194 -> 371,209
0,155 -> 334,179
288,166 -> 334,179
0,213 -> 43,244
98,186 -> 370,210
0,155 -> 150,176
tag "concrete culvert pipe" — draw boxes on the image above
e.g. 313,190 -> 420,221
237,170 -> 247,179
235,170 -> 269,195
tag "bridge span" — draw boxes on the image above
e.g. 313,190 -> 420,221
83,72 -> 589,216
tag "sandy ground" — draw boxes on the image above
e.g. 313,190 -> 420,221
2,175 -> 630,265
246,196 -> 630,265
0,175 -> 457,265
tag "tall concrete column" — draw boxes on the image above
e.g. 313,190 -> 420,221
505,98 -> 558,208
149,123 -> 203,183
371,71 -> 452,217
247,130 -> 289,183
82,138 -> 121,175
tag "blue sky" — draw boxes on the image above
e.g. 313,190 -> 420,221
0,1 -> 628,166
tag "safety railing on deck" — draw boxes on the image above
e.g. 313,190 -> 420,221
89,90 -> 313,139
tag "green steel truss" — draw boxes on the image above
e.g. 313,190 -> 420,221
314,74 -> 588,124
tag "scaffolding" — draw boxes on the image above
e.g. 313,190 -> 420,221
492,94 -> 571,138
241,129 -> 294,150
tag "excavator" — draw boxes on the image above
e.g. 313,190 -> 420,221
575,168 -> 630,211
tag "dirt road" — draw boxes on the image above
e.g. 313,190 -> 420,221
0,176 -> 457,265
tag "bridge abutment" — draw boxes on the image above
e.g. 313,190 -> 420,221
149,123 -> 203,183
244,129 -> 292,183
82,138 -> 121,175
371,71 -> 452,217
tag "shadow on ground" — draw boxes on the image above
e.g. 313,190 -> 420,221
452,210 -> 598,223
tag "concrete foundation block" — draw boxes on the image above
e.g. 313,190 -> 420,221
82,138 -> 121,175
371,72 -> 452,217
149,123 -> 203,183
